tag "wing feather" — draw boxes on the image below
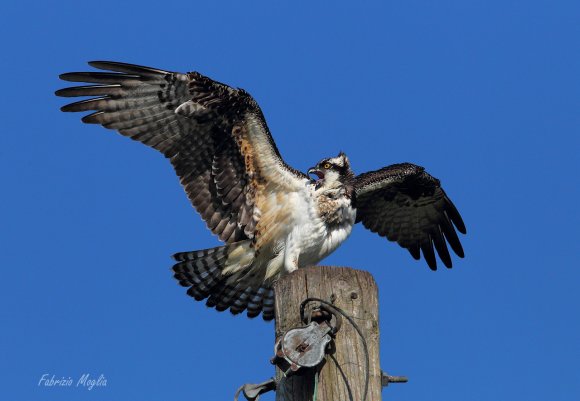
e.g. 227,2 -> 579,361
57,61 -> 307,243
354,163 -> 466,270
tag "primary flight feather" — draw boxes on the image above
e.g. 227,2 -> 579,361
57,61 -> 467,320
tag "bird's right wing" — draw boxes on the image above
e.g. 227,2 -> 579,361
57,61 -> 309,244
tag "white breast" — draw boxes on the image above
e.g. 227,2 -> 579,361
284,183 -> 356,270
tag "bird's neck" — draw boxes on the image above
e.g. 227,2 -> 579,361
316,173 -> 354,199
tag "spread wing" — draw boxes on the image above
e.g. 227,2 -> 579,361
57,61 -> 308,243
353,163 -> 466,270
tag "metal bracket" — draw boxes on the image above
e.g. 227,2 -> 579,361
234,377 -> 276,401
272,321 -> 333,373
381,370 -> 409,387
235,301 -> 348,400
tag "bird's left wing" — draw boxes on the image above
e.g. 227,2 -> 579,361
57,61 -> 308,244
353,163 -> 466,270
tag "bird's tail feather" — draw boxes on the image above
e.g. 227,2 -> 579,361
172,241 -> 275,321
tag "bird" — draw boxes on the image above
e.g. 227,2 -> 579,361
56,61 -> 467,321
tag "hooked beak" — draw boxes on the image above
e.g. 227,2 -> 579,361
308,167 -> 324,180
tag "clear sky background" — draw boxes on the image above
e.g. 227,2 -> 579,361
1,1 -> 579,400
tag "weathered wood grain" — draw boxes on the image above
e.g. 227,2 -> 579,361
274,266 -> 381,401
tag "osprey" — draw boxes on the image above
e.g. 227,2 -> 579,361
57,61 -> 467,321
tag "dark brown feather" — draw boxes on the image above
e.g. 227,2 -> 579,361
354,163 -> 466,270
57,61 -> 306,246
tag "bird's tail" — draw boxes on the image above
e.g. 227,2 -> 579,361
172,241 -> 275,320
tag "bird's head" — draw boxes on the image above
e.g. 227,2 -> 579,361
308,151 -> 354,188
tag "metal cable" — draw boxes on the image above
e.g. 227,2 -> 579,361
299,297 -> 369,401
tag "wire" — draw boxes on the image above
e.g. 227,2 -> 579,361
313,368 -> 319,401
299,297 -> 369,401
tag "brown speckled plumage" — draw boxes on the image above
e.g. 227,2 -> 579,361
316,192 -> 351,227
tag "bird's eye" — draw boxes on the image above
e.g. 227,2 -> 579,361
323,163 -> 331,169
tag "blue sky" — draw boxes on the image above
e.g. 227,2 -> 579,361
1,1 -> 579,400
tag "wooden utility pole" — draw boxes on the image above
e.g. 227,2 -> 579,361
274,266 -> 382,401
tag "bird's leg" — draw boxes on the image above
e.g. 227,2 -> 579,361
283,236 -> 301,274
284,252 -> 300,273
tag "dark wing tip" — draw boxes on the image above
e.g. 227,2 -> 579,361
59,97 -> 107,112
444,194 -> 467,234
452,243 -> 465,259
59,101 -> 82,112
430,225 -> 453,269
58,72 -> 77,82
408,242 -> 421,260
81,111 -> 104,124
420,238 -> 438,271
54,87 -> 69,97
88,60 -> 115,68
452,213 -> 467,235
88,60 -> 171,76
88,60 -> 134,70
426,259 -> 437,271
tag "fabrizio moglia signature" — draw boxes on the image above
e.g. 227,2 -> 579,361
38,373 -> 107,390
